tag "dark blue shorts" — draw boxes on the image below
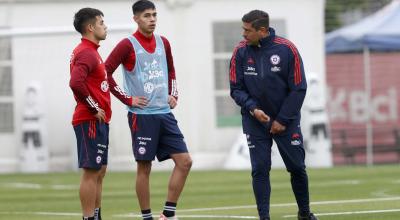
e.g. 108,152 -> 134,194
128,112 -> 188,161
73,121 -> 109,170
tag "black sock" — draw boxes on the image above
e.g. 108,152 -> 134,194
141,209 -> 153,220
82,217 -> 94,220
94,207 -> 101,220
299,210 -> 311,217
162,201 -> 177,217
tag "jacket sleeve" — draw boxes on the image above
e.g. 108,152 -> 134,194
69,49 -> 100,114
229,44 -> 259,113
105,39 -> 133,107
275,47 -> 307,126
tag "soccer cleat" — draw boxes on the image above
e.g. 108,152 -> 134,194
298,212 -> 319,220
159,213 -> 178,220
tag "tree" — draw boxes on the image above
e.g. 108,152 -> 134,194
325,0 -> 391,32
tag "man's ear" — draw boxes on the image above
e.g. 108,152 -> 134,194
133,15 -> 138,23
87,23 -> 95,33
258,26 -> 268,34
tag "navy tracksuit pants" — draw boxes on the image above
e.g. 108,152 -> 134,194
247,122 -> 310,219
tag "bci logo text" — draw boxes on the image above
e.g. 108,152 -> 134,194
328,87 -> 397,123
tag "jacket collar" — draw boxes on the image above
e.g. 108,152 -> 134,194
259,27 -> 276,47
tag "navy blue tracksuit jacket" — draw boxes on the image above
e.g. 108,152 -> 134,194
229,28 -> 307,136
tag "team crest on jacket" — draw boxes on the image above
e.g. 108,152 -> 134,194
270,54 -> 280,65
101,80 -> 109,92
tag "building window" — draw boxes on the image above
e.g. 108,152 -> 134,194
0,103 -> 13,132
0,36 -> 14,133
0,66 -> 12,96
212,20 -> 287,127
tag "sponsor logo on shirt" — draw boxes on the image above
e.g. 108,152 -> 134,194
149,70 -> 163,79
144,82 -> 155,93
271,66 -> 281,72
244,66 -> 258,76
247,66 -> 255,71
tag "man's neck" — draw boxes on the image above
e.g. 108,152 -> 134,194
260,31 -> 270,39
138,29 -> 153,38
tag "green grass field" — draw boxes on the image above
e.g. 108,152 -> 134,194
0,165 -> 399,220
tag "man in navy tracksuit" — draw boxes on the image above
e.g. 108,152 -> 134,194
229,10 -> 318,220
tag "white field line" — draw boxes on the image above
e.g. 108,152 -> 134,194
0,211 -> 81,216
114,213 -> 257,219
1,182 -> 77,190
2,182 -> 42,189
271,180 -> 361,189
173,215 -> 257,219
0,179 -> 362,191
283,209 -> 400,218
178,196 -> 400,212
1,197 -> 400,218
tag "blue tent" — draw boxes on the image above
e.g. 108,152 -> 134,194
326,0 -> 400,53
325,1 -> 400,165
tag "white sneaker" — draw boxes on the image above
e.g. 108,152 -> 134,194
159,213 -> 178,220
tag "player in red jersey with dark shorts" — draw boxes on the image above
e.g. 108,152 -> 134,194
105,1 -> 192,220
70,8 -> 116,220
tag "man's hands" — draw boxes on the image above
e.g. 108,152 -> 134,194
252,108 -> 286,134
94,108 -> 106,123
253,108 -> 270,123
168,95 -> 177,109
270,120 -> 286,134
132,96 -> 148,109
129,96 -> 177,109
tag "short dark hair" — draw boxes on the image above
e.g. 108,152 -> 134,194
242,10 -> 269,30
73,7 -> 104,34
132,0 -> 156,15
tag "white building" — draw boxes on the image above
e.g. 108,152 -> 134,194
0,0 -> 326,172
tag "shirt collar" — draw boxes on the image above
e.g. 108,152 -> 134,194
133,30 -> 154,43
81,38 -> 100,50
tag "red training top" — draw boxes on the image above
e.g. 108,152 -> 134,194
69,38 -> 111,125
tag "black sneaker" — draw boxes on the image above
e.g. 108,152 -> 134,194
298,212 -> 318,220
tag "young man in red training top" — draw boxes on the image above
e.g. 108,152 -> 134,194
105,1 -> 192,220
70,8 -> 111,220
